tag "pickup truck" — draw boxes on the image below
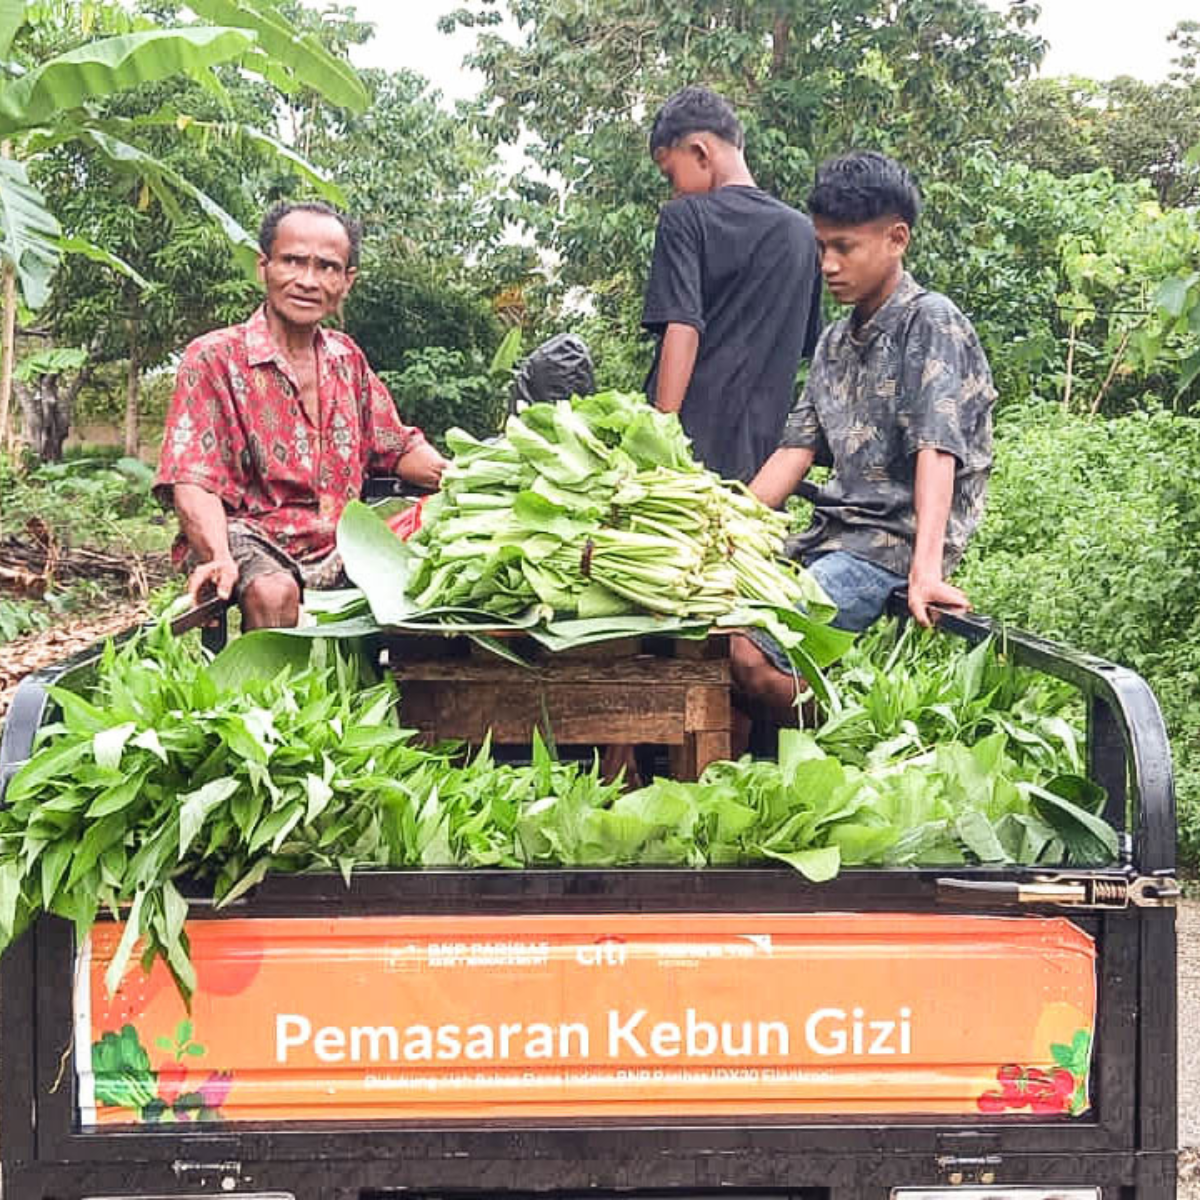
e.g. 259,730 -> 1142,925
0,606 -> 1178,1200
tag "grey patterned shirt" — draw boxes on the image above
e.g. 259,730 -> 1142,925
782,272 -> 995,578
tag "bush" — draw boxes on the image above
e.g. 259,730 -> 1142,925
956,403 -> 1200,866
344,245 -> 501,377
380,346 -> 507,450
0,453 -> 159,544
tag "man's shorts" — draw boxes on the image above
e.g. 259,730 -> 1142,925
749,550 -> 906,673
222,521 -> 349,600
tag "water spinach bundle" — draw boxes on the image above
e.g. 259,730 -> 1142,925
0,623 -> 1117,1003
407,391 -> 826,620
336,392 -> 845,683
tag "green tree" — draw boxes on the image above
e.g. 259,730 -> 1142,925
443,0 -> 1044,309
308,67 -> 504,266
0,0 -> 369,457
1008,22 -> 1200,208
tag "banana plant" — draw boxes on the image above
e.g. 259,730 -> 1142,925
0,0 -> 369,309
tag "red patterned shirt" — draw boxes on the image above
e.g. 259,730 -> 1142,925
154,306 -> 425,563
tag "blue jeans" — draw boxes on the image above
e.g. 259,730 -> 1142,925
808,550 -> 906,633
751,550 -> 905,672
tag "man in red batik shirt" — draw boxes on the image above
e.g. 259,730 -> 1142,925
154,201 -> 447,629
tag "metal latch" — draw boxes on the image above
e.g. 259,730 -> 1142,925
937,874 -> 1180,909
935,1153 -> 1002,1185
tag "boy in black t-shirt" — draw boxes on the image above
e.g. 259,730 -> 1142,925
643,86 -> 823,482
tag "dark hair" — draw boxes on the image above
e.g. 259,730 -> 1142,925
649,85 -> 744,154
807,151 -> 922,228
258,200 -> 362,269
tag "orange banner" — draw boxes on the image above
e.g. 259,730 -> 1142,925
76,912 -> 1095,1124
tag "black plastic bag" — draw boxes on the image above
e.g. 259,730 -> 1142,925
509,333 -> 596,413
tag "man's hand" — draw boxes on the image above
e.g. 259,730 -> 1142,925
187,555 -> 238,606
907,571 -> 970,628
399,440 -> 449,491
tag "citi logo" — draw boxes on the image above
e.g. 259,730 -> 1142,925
575,936 -> 628,967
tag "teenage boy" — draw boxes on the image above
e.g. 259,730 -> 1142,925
731,151 -> 996,711
642,86 -> 823,482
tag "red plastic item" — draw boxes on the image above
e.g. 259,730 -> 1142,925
385,497 -> 427,540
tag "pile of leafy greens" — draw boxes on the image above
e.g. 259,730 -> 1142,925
0,618 -> 1117,1002
329,391 -> 853,701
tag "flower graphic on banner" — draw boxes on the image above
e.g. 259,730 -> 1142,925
976,1030 -> 1091,1116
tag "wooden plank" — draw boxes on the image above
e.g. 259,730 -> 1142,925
667,740 -> 695,781
395,657 -> 729,687
671,632 -> 730,660
692,730 -> 732,776
400,681 -> 693,744
684,685 -> 730,732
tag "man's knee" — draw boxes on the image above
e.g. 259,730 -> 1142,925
240,571 -> 301,629
730,632 -> 795,703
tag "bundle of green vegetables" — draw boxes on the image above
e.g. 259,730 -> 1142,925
402,391 -> 827,622
329,392 -> 849,690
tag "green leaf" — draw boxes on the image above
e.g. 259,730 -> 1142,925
45,686 -> 107,735
179,778 -> 240,861
85,770 -> 148,818
954,809 -> 1010,863
55,233 -> 150,288
0,156 -> 60,308
131,728 -> 168,763
0,1 -> 25,62
1176,347 -> 1200,399
93,722 -> 137,771
104,888 -> 147,998
71,126 -> 260,277
0,860 -> 23,944
216,856 -> 271,907
1154,272 -> 1199,319
305,772 -> 333,824
761,845 -> 841,882
1025,783 -> 1120,864
184,0 -> 369,112
207,630 -> 312,690
0,28 -> 258,135
337,499 -> 421,625
100,112 -> 346,207
490,326 -> 522,375
4,739 -> 90,805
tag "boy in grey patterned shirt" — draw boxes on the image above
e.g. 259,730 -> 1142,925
732,151 -> 996,713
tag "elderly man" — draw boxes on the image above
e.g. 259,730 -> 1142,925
154,201 -> 446,628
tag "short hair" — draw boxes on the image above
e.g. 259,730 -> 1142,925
258,200 -> 362,269
807,152 -> 922,228
649,86 -> 744,154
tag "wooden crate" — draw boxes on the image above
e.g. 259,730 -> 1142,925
385,634 -> 732,781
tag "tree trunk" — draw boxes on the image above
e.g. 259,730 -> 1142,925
0,260 -> 15,458
18,374 -> 71,462
771,15 -> 790,76
18,364 -> 94,462
124,310 -> 141,458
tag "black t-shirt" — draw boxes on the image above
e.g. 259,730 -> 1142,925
642,186 -> 823,482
